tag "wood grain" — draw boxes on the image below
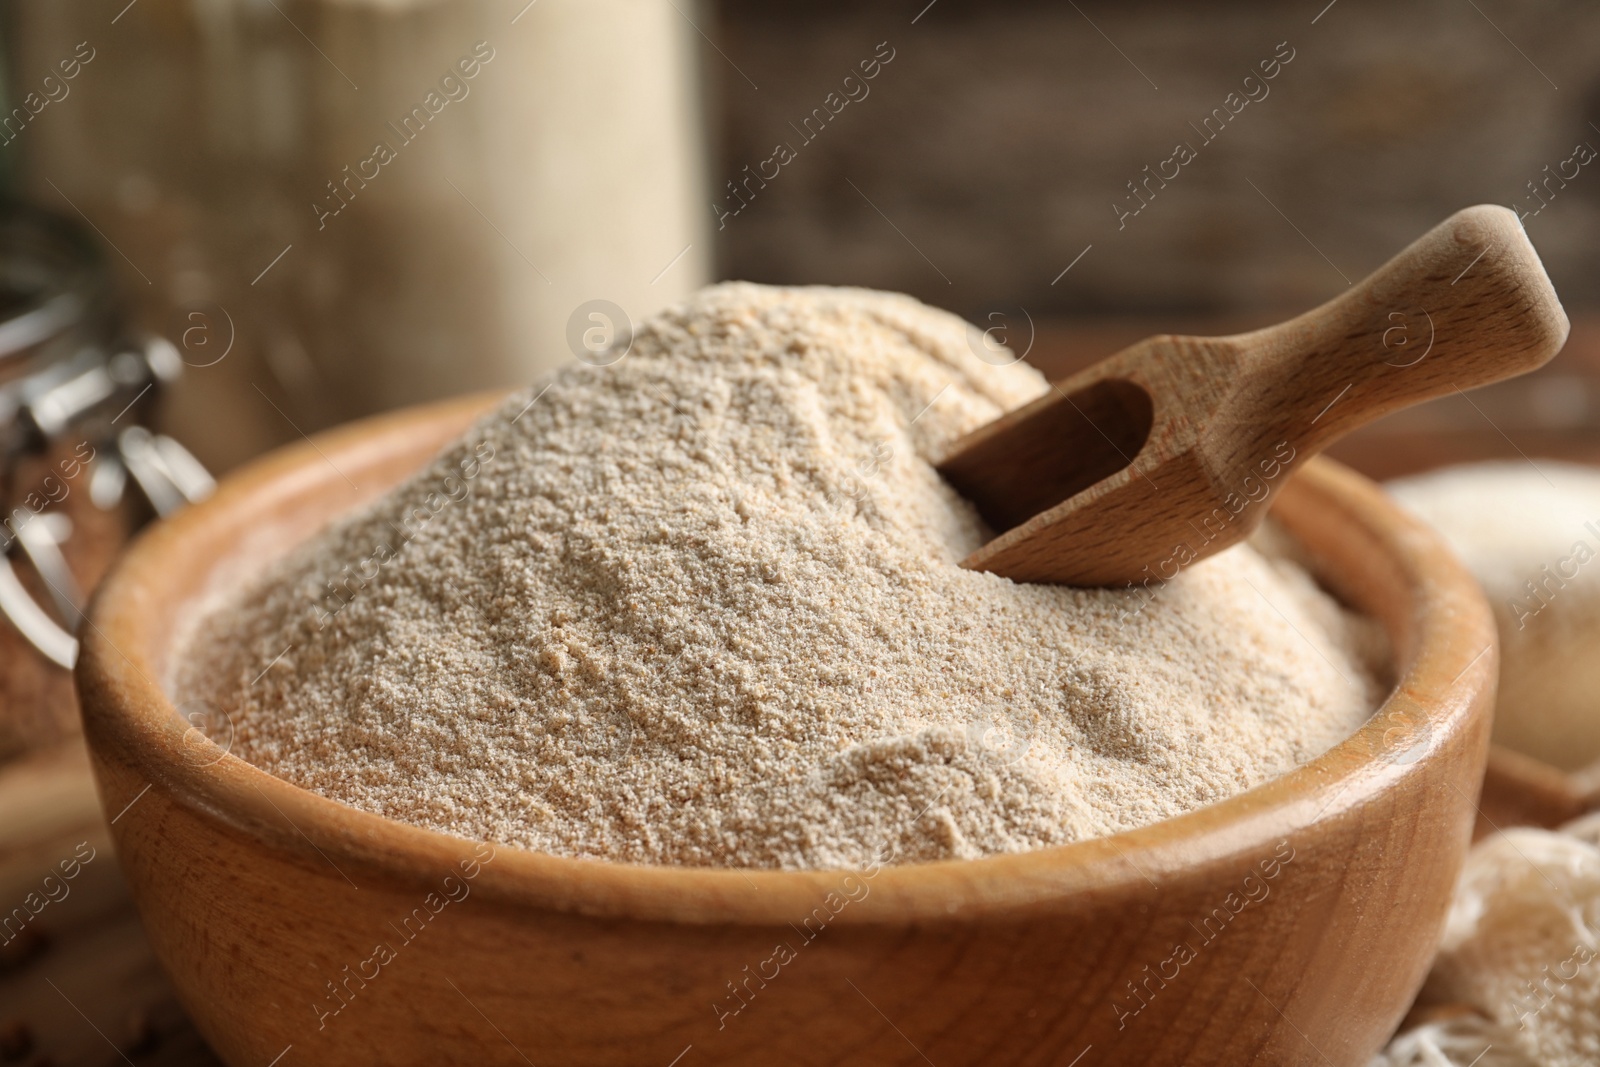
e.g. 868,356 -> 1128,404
76,395 -> 1496,1066
940,205 -> 1569,585
0,744 -> 222,1067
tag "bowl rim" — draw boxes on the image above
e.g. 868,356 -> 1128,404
77,392 -> 1497,926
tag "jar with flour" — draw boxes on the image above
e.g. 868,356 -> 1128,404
4,0 -> 710,471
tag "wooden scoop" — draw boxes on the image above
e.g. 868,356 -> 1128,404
938,204 -> 1570,586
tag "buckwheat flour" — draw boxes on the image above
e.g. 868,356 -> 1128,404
173,283 -> 1386,870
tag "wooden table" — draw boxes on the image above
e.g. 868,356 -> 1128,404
0,744 -> 222,1066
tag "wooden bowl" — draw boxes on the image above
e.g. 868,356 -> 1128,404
76,394 -> 1496,1067
1321,363 -> 1600,840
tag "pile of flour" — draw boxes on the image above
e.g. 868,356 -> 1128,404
174,283 -> 1385,869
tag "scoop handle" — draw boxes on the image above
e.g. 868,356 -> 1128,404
1231,205 -> 1569,452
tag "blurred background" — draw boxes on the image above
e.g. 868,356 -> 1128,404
0,1 -> 1597,1061
4,0 -> 1598,471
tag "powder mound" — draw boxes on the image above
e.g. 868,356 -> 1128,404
173,283 -> 1385,870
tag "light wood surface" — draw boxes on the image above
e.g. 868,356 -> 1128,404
0,743 -> 223,1066
76,395 -> 1497,1066
940,205 -> 1569,585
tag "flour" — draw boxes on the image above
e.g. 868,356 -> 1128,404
173,283 -> 1384,869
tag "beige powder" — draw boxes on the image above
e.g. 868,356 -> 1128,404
1388,462 -> 1600,770
173,283 -> 1385,870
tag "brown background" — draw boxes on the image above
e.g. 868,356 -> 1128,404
710,0 -> 1600,324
